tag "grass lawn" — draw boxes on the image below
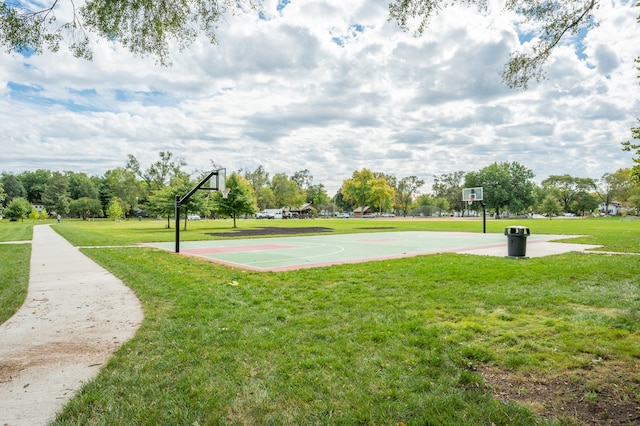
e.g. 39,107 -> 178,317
2,217 -> 639,424
0,220 -> 33,324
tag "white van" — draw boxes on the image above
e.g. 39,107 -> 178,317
256,209 -> 283,219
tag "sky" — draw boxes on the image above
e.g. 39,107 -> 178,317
1,0 -> 639,196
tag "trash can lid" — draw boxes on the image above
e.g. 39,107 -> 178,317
504,226 -> 530,235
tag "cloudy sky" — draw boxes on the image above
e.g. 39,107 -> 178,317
1,0 -> 639,195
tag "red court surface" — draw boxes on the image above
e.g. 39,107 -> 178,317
144,231 -> 600,272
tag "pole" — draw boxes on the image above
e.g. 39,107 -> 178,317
481,201 -> 486,233
174,169 -> 225,253
175,195 -> 181,253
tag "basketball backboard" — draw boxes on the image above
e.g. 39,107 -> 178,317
462,187 -> 483,202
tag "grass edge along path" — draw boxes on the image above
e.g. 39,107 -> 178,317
0,244 -> 31,325
54,246 -> 639,426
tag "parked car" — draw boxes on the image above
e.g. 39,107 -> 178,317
339,213 -> 350,218
363,213 -> 376,218
381,213 -> 395,217
187,214 -> 201,221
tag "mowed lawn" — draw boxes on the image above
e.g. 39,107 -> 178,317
2,217 -> 639,425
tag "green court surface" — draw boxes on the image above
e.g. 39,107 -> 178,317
144,231 -> 592,271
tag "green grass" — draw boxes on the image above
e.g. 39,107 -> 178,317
0,244 -> 31,324
0,219 -> 35,242
0,220 -> 33,323
47,217 -> 639,425
2,217 -> 639,424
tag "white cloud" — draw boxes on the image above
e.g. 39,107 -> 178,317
1,0 -> 638,195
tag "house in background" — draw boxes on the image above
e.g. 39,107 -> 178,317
353,206 -> 371,218
31,203 -> 44,214
598,201 -> 623,215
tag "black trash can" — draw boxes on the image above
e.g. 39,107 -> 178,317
504,226 -> 530,258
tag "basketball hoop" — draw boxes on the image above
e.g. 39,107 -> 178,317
221,188 -> 230,199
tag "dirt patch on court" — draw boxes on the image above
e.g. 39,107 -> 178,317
205,226 -> 334,237
478,361 -> 640,425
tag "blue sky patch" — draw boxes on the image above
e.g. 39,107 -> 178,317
277,0 -> 291,12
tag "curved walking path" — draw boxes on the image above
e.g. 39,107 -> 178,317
0,225 -> 144,425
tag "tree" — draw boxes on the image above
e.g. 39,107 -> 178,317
271,173 -> 305,209
29,206 -> 40,220
620,9 -> 639,181
389,0 -> 599,88
541,175 -> 596,213
1,173 -> 27,204
396,176 -> 425,216
464,162 -> 535,216
147,185 -> 177,228
627,186 -> 640,215
291,169 -> 313,192
572,192 -> 599,216
103,167 -> 141,217
68,171 -> 99,200
42,172 -> 71,216
127,151 -> 187,195
243,165 -> 273,210
538,195 -> 563,219
17,169 -> 51,203
432,171 -> 465,214
172,175 -> 209,230
69,197 -> 103,219
106,198 -> 125,221
0,181 -> 6,211
306,183 -> 330,207
214,173 -> 257,228
0,0 -> 255,65
370,176 -> 396,214
341,169 -> 377,211
4,197 -> 32,221
596,170 -> 630,213
622,118 -> 640,182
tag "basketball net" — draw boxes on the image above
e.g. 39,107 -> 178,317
221,188 -> 230,199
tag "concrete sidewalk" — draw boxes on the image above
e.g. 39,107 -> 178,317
0,225 -> 143,426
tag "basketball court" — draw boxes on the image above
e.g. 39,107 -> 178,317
144,231 -> 600,272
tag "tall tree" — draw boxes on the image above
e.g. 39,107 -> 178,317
17,169 -> 51,203
622,120 -> 640,182
271,173 -> 305,208
291,169 -> 313,191
42,172 -> 71,215
464,162 -> 535,216
370,177 -> 396,214
103,167 -> 141,216
541,175 -> 596,213
620,9 -> 639,181
0,173 -> 26,204
341,169 -> 377,211
214,173 -> 257,228
596,169 -> 632,212
243,165 -> 272,209
127,151 -> 187,196
68,171 -> 99,200
432,171 -> 465,213
306,183 -> 330,207
0,181 -> 6,208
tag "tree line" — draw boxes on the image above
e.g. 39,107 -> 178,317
1,151 -> 639,226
